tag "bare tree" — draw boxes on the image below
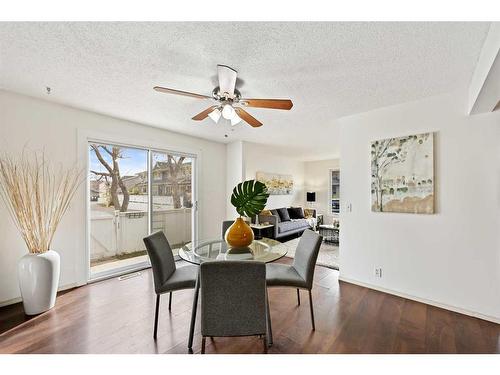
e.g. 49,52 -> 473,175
90,145 -> 130,212
371,134 -> 428,211
165,155 -> 186,209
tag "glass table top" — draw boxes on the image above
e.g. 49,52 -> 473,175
179,237 -> 287,265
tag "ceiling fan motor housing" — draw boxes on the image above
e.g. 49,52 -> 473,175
212,87 -> 241,102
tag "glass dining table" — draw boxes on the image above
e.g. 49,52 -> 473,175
180,237 -> 287,350
179,237 -> 287,264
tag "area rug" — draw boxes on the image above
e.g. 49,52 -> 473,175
281,237 -> 339,270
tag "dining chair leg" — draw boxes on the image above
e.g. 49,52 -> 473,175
168,292 -> 172,311
188,273 -> 200,349
201,336 -> 206,354
263,335 -> 268,354
266,289 -> 273,346
296,289 -> 301,306
153,294 -> 160,339
308,289 -> 315,331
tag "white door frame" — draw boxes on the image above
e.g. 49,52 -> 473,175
77,129 -> 201,285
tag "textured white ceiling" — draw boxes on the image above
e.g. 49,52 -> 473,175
0,22 -> 490,159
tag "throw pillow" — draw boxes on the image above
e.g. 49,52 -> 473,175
276,207 -> 291,222
260,209 -> 272,216
270,209 -> 281,222
304,208 -> 315,218
288,207 -> 305,219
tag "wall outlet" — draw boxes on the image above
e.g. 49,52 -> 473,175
375,268 -> 382,278
346,203 -> 352,212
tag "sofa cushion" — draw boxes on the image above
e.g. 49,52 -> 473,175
303,208 -> 315,218
278,219 -> 310,233
288,207 -> 305,219
276,208 -> 291,222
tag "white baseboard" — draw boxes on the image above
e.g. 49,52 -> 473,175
338,275 -> 500,325
0,282 -> 78,308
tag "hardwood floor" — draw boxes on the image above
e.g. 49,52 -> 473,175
1,258 -> 499,354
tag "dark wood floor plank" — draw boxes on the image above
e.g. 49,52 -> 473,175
360,292 -> 404,353
393,299 -> 428,353
1,259 -> 499,354
0,302 -> 31,334
315,282 -> 369,353
326,288 -> 386,353
450,310 -> 490,354
424,305 -> 457,353
477,318 -> 500,353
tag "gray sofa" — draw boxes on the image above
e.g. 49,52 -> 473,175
258,207 -> 316,240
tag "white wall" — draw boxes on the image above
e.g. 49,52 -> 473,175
304,158 -> 340,224
242,141 -> 305,210
225,141 -> 244,219
339,91 -> 500,322
0,90 -> 227,305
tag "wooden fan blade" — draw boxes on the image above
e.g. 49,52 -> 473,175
234,107 -> 263,127
240,99 -> 293,110
154,86 -> 212,100
217,65 -> 237,97
192,106 -> 219,121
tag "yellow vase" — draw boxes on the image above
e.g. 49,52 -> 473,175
225,217 -> 254,248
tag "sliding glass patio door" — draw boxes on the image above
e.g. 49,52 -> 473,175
88,142 -> 197,280
151,151 -> 194,257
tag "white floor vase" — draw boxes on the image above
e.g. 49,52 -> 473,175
18,250 -> 60,315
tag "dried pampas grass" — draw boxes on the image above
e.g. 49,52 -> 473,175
0,152 -> 84,254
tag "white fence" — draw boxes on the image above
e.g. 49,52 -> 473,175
90,208 -> 192,261
99,194 -> 191,211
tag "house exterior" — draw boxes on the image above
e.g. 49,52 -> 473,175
134,160 -> 192,196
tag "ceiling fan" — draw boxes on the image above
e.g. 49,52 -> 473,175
153,65 -> 293,128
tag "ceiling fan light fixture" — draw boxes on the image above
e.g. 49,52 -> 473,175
208,107 -> 222,123
222,104 -> 235,120
230,113 -> 242,126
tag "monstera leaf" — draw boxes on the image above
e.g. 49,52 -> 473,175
231,180 -> 269,217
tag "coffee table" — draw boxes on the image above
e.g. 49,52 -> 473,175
318,224 -> 339,244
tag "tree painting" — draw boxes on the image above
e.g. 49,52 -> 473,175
90,144 -> 130,212
371,133 -> 434,214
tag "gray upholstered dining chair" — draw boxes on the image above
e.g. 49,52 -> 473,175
266,229 -> 322,330
221,220 -> 233,239
143,231 -> 199,339
199,261 -> 268,354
